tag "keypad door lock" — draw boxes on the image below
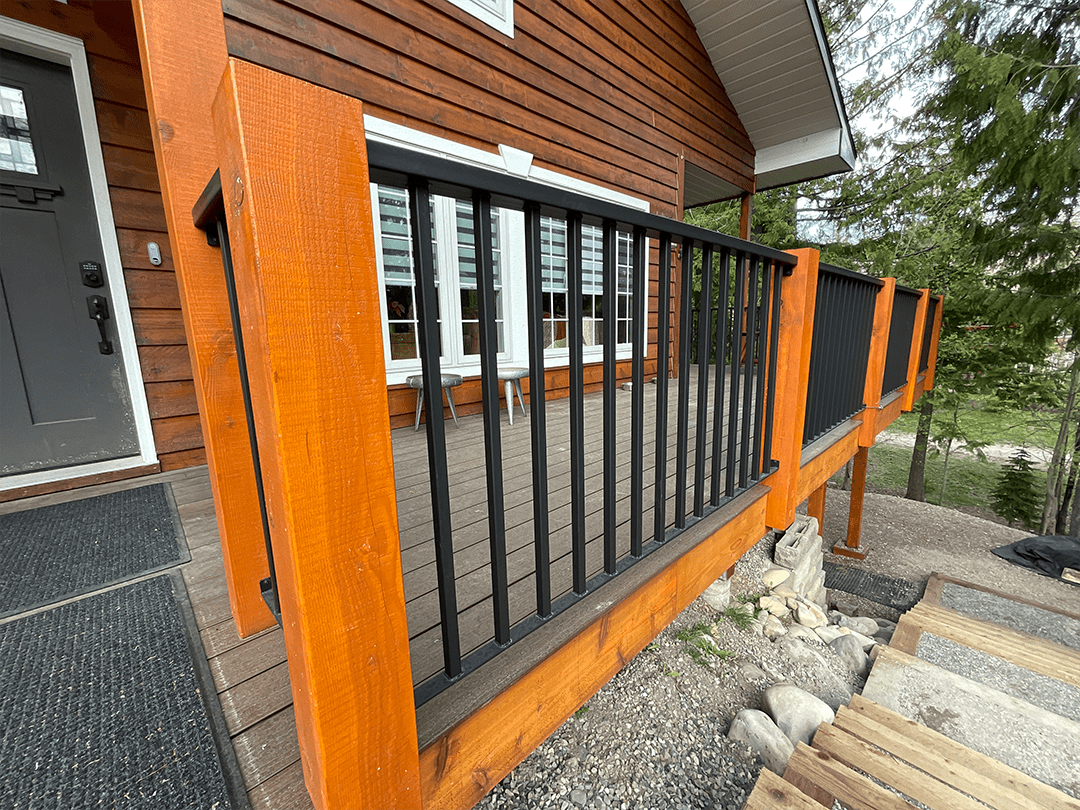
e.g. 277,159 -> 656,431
86,294 -> 114,354
81,261 -> 105,288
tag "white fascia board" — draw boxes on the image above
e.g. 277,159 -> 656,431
755,127 -> 853,177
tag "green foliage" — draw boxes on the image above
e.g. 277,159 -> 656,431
573,704 -> 590,718
675,622 -> 731,666
991,449 -> 1043,530
722,604 -> 756,631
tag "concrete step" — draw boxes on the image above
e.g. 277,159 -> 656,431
863,646 -> 1080,799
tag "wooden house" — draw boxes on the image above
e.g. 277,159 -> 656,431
0,1 -> 942,808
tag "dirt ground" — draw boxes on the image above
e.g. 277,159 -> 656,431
819,487 -> 1080,612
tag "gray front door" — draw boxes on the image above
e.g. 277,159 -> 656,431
1,49 -> 138,477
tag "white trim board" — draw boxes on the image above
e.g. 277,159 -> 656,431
0,16 -> 159,491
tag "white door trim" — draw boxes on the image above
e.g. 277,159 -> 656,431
1,16 -> 159,491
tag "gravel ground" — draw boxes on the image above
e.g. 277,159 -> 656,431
820,488 -> 1080,612
939,582 -> 1080,650
476,534 -> 864,810
915,632 -> 1080,722
475,489 -> 1079,810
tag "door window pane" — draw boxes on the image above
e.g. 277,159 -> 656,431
0,86 -> 37,175
455,200 -> 504,354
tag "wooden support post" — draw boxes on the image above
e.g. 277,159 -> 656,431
807,482 -> 827,535
212,60 -> 420,809
765,248 -> 819,529
924,295 -> 944,391
834,445 -> 868,560
131,0 -> 273,636
901,289 -> 931,412
858,278 -> 895,448
739,192 -> 754,241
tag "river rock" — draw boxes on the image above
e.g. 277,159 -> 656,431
762,614 -> 787,640
795,601 -> 828,628
814,625 -> 848,644
759,595 -> 789,618
763,568 -> 791,589
776,635 -> 828,669
847,629 -> 878,652
829,634 -> 871,677
762,683 -> 835,747
773,583 -> 798,601
785,624 -> 820,643
728,709 -> 794,774
839,615 -> 880,636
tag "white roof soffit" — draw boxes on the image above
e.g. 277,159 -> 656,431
681,0 -> 856,194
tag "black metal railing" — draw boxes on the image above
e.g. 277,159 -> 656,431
367,142 -> 793,704
802,264 -> 881,445
192,171 -> 281,626
881,286 -> 921,397
919,295 -> 938,373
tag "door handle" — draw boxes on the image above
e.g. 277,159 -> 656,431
86,295 -> 114,355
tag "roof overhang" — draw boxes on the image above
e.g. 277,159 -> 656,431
680,0 -> 856,203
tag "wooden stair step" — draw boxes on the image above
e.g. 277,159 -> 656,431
896,602 -> 1080,688
862,646 -> 1080,798
740,768 -> 825,810
783,742 -> 918,810
811,722 -> 985,810
840,695 -> 1080,810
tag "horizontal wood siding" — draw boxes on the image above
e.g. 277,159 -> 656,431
224,0 -> 747,423
222,0 -> 754,212
2,1 -> 204,474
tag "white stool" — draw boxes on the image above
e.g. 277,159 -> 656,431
497,367 -> 529,425
406,373 -> 463,430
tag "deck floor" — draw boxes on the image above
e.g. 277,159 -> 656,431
393,367 -> 761,687
0,367 -> 758,808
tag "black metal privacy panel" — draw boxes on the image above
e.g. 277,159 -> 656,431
802,264 -> 881,446
919,295 -> 938,373
881,286 -> 921,397
192,171 -> 282,627
366,141 -> 792,704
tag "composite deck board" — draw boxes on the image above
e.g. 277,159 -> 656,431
391,369 -> 766,684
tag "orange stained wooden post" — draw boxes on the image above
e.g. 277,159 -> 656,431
924,295 -> 945,391
739,192 -> 754,241
858,278 -> 896,448
901,289 -> 931,412
807,482 -> 826,534
212,60 -> 420,809
764,248 -> 819,529
131,0 -> 273,636
835,445 -> 869,559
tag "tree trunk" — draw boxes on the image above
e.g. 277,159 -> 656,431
1059,450 -> 1078,534
1041,360 -> 1080,534
841,459 -> 852,491
906,390 -> 934,501
939,437 -> 953,504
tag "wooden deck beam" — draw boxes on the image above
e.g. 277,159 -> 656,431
419,487 -> 770,810
211,59 -> 420,810
131,0 -> 273,637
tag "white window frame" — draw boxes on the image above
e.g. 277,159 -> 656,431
364,117 -> 652,384
370,185 -> 519,383
0,17 -> 157,492
444,0 -> 514,39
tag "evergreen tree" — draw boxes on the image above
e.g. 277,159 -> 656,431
991,449 -> 1042,530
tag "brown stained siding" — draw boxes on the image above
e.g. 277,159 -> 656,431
223,0 -> 740,420
2,1 -> 204,473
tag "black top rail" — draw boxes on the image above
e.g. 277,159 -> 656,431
919,295 -> 938,372
802,263 -> 879,445
881,287 -> 921,397
366,142 -> 798,270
